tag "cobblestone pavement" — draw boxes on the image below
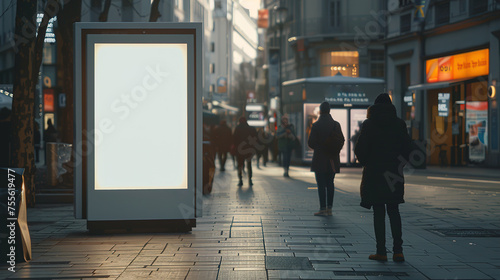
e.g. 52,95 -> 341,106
1,164 -> 499,279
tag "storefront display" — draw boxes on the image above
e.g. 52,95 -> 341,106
466,101 -> 488,162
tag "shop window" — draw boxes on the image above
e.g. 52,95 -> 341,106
319,51 -> 359,77
435,1 -> 450,25
470,0 -> 488,15
459,0 -> 466,15
400,14 -> 411,33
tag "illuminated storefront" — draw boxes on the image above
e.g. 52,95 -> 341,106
409,49 -> 492,166
320,51 -> 359,78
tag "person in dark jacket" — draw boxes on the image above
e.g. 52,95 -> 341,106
308,102 -> 344,216
214,120 -> 232,171
277,116 -> 296,177
233,117 -> 257,186
354,93 -> 412,263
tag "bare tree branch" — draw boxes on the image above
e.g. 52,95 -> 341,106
99,0 -> 112,22
149,0 -> 161,22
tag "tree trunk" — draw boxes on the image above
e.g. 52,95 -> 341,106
149,0 -> 162,22
55,0 -> 82,145
99,0 -> 112,22
11,0 -> 51,207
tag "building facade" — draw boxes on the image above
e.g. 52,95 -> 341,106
386,0 -> 500,167
262,0 -> 386,118
211,0 -> 258,114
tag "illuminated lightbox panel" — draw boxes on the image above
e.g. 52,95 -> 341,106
94,43 -> 188,190
74,23 -> 202,222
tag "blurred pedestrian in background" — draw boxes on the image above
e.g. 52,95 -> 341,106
308,102 -> 344,216
256,127 -> 270,168
214,120 -> 232,171
354,93 -> 412,263
233,117 -> 257,186
277,115 -> 296,177
44,119 -> 57,143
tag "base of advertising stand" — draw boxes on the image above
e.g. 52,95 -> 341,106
87,219 -> 196,234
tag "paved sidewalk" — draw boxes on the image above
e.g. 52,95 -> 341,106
1,164 -> 499,279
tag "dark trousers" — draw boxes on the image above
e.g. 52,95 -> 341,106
256,148 -> 268,167
218,151 -> 228,170
281,148 -> 292,170
237,156 -> 252,180
315,172 -> 335,209
373,203 -> 403,255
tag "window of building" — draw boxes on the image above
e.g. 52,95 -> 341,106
210,63 -> 215,73
400,0 -> 413,7
470,0 -> 488,15
210,84 -> 215,93
435,1 -> 450,25
370,50 -> 385,78
400,14 -> 411,33
211,42 -> 215,52
320,51 -> 359,77
329,0 -> 341,28
215,1 -> 222,10
459,0 -> 466,14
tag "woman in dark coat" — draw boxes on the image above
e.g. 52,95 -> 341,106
308,102 -> 344,216
233,117 -> 257,186
354,93 -> 412,262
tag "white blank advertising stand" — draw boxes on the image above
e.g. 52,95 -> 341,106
74,23 -> 202,233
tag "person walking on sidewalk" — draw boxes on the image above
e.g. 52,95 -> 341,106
214,120 -> 232,171
308,102 -> 344,216
354,93 -> 412,262
277,115 -> 296,177
233,117 -> 257,186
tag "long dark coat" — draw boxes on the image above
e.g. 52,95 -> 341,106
214,123 -> 232,153
308,114 -> 344,173
354,103 -> 412,208
233,122 -> 257,159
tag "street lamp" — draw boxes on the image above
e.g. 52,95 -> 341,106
274,5 -> 288,116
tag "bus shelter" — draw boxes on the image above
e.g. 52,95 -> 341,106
282,75 -> 385,165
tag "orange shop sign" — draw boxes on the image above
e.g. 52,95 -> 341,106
258,9 -> 269,28
426,49 -> 489,83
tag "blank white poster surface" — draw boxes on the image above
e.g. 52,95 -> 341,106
94,43 -> 188,190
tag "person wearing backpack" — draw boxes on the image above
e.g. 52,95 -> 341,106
308,102 -> 345,216
354,93 -> 412,262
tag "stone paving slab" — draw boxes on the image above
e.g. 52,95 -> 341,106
1,165 -> 500,279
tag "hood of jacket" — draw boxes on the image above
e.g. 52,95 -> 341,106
367,103 -> 398,125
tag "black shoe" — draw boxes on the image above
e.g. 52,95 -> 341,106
238,180 -> 243,186
249,179 -> 253,186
